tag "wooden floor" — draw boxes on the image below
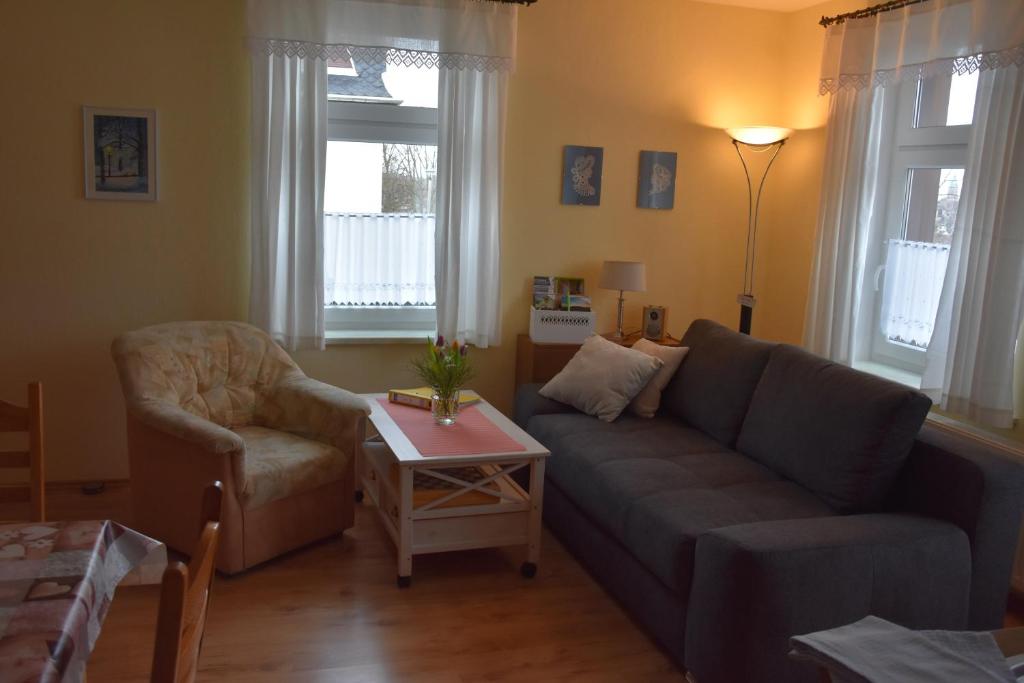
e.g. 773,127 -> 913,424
43,485 -> 683,682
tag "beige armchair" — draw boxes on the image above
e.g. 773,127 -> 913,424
111,321 -> 370,574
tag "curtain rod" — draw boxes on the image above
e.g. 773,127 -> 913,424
820,0 -> 928,27
478,0 -> 537,5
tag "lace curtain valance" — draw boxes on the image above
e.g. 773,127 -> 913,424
247,0 -> 518,72
819,0 -> 1024,94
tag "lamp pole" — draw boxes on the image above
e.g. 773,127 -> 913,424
730,133 -> 787,335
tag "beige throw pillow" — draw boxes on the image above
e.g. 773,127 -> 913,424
540,335 -> 663,422
628,339 -> 690,418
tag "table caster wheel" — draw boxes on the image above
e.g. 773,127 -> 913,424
354,490 -> 364,503
521,562 -> 537,578
397,575 -> 411,588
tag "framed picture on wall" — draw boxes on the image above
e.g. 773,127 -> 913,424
561,145 -> 603,206
637,150 -> 676,210
83,106 -> 158,201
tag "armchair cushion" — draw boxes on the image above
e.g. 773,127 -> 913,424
111,320 -> 300,427
236,426 -> 349,509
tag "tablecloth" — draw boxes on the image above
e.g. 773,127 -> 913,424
0,520 -> 166,682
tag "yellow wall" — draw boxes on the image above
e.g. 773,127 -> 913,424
0,0 -> 863,481
0,1 -> 250,480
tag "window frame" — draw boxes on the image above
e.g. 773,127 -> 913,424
868,76 -> 972,374
324,99 -> 439,339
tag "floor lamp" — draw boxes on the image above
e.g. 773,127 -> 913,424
726,126 -> 791,335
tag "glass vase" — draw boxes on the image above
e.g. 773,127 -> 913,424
431,388 -> 460,426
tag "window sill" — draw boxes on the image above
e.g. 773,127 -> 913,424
926,413 -> 1024,457
851,360 -> 922,389
325,329 -> 434,345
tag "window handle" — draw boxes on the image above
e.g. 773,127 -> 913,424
874,264 -> 886,292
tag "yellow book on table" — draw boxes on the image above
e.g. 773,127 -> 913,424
387,387 -> 481,411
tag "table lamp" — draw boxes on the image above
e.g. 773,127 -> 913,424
726,126 -> 791,335
599,260 -> 646,341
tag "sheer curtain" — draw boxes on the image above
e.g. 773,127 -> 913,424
803,86 -> 896,364
324,213 -> 435,306
880,240 -> 951,349
248,46 -> 327,351
247,0 -> 517,349
435,67 -> 508,348
922,66 -> 1024,427
805,0 -> 1024,427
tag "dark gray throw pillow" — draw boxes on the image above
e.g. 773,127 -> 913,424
737,344 -> 932,513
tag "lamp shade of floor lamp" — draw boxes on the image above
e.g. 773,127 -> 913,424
726,126 -> 791,335
599,260 -> 646,341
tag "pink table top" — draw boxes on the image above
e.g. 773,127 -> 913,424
0,520 -> 166,683
377,399 -> 528,457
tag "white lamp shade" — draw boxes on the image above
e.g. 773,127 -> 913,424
726,126 -> 792,145
599,260 -> 646,292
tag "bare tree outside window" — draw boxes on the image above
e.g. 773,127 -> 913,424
381,144 -> 437,213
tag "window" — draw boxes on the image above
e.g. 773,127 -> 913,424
861,72 -> 977,382
324,54 -> 439,339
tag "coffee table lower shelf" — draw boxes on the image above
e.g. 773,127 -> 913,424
358,438 -> 546,587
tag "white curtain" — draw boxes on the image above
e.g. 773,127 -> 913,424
435,67 -> 507,348
880,240 -> 951,349
324,213 -> 435,306
922,66 -> 1024,427
803,86 -> 896,364
249,48 -> 327,351
247,0 -> 517,70
819,0 -> 1024,95
248,0 -> 516,349
806,0 -> 1024,428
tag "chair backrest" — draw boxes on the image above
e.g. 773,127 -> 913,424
151,481 -> 223,683
0,382 -> 44,522
111,321 -> 301,428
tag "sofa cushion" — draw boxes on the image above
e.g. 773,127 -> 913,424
629,339 -> 690,418
540,335 -> 663,422
528,412 -> 835,595
660,319 -> 775,447
236,426 -> 349,508
737,344 -> 932,513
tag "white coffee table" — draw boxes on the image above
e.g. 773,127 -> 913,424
356,393 -> 550,587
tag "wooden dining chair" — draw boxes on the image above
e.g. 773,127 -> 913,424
0,382 -> 44,522
151,481 -> 223,683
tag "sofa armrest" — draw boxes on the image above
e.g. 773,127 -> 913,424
257,376 -> 371,456
888,421 -> 1024,629
685,514 -> 971,683
514,383 -> 577,428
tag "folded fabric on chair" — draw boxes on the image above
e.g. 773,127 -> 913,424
790,615 -> 1015,683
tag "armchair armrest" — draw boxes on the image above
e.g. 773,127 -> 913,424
126,399 -> 246,494
131,399 -> 244,454
685,514 -> 972,683
257,376 -> 371,455
514,383 -> 577,428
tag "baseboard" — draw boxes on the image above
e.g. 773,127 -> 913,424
45,479 -> 130,493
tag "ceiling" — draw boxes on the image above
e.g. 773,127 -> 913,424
694,0 -> 828,12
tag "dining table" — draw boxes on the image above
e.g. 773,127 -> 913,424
0,519 -> 167,683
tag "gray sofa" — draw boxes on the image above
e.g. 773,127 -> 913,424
514,319 -> 1024,683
